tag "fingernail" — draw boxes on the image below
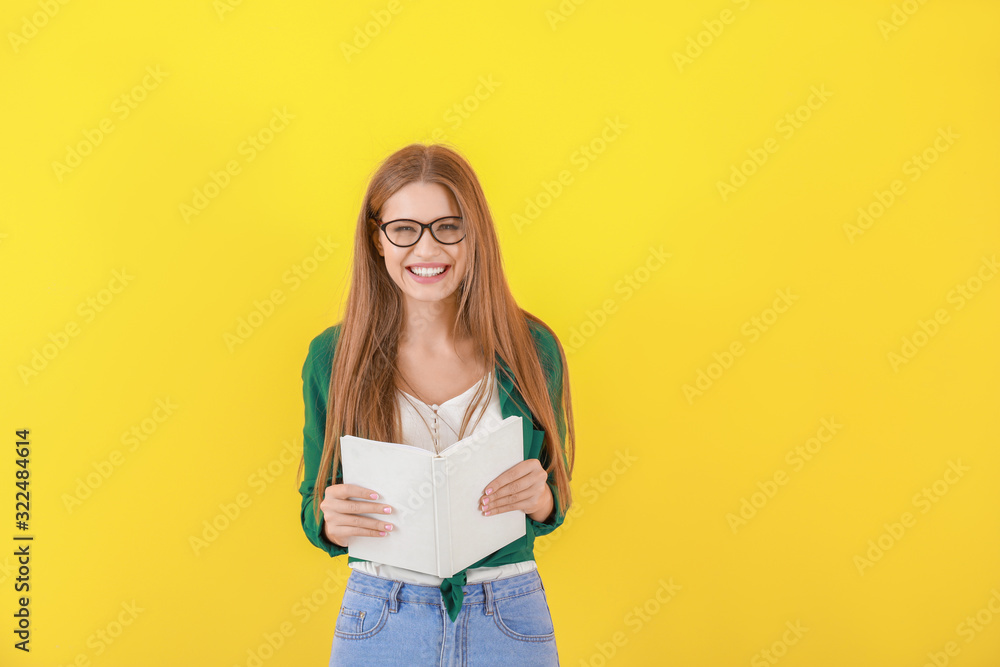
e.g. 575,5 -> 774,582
379,531 -> 386,536
370,493 -> 378,499
383,507 -> 391,514
385,524 -> 393,531
485,488 -> 492,495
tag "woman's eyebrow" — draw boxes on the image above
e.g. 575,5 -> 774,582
381,215 -> 461,223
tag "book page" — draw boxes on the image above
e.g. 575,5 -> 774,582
441,415 -> 527,575
339,435 -> 438,574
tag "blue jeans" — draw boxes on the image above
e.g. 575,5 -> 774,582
329,568 -> 560,666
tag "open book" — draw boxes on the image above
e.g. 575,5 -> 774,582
339,414 -> 526,578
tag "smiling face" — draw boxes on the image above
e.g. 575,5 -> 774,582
373,180 -> 468,307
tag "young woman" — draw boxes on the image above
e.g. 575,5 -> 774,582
297,143 -> 575,666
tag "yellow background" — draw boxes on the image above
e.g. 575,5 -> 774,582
2,0 -> 999,665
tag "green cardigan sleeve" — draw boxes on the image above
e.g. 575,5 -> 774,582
298,326 -> 348,557
524,324 -> 570,537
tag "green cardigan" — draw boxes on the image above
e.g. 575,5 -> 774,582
298,318 -> 569,622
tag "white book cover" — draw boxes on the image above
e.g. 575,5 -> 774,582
339,414 -> 527,578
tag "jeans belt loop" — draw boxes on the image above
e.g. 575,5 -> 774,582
482,580 -> 495,616
388,580 -> 402,613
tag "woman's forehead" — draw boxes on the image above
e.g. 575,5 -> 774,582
382,181 -> 460,219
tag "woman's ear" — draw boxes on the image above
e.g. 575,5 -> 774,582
371,228 -> 384,257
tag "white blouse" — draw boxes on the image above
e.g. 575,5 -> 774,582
348,369 -> 537,585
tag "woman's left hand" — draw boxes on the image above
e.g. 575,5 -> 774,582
480,459 -> 553,522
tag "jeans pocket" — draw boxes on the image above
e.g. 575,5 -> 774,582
492,587 -> 555,642
334,588 -> 390,640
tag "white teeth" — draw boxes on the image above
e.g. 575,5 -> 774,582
409,266 -> 446,277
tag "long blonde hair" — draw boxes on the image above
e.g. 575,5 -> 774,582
301,143 -> 574,526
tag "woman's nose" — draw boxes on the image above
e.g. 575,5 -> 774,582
413,226 -> 443,255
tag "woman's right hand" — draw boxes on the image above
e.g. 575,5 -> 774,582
319,484 -> 394,548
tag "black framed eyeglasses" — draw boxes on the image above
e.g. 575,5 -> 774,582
378,216 -> 466,248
